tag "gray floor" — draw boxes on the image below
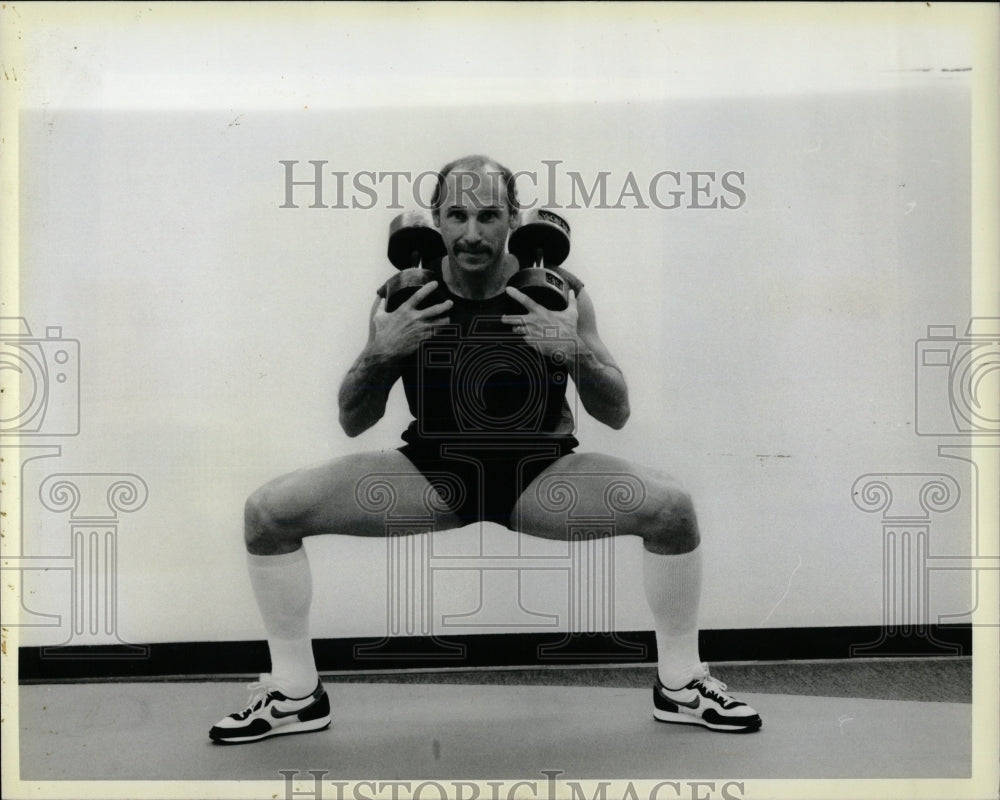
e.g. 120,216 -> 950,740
308,658 -> 973,703
19,671 -> 971,781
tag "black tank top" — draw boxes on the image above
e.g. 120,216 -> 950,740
377,267 -> 584,446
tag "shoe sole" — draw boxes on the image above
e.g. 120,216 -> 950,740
653,708 -> 762,733
210,717 -> 331,745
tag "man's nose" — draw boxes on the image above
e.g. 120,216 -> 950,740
463,218 -> 482,242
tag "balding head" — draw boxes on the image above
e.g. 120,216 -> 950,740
430,155 -> 520,221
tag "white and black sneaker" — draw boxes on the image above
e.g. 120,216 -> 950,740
653,665 -> 762,733
209,674 -> 331,744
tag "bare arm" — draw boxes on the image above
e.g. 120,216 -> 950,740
338,282 -> 453,437
568,288 -> 630,429
337,296 -> 402,437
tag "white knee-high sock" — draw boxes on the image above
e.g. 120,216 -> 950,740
247,548 -> 319,697
642,546 -> 704,689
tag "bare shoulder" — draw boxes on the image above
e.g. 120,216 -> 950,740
574,285 -> 600,331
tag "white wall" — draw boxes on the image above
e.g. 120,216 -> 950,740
5,8 -> 981,650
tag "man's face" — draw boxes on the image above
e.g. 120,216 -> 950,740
434,167 -> 517,275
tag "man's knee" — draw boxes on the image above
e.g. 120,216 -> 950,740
244,481 -> 303,555
641,479 -> 700,555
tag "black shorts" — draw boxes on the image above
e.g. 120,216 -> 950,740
398,437 -> 578,528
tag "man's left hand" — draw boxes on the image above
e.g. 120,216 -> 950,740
501,287 -> 582,360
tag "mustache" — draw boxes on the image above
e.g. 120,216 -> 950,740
456,244 -> 491,255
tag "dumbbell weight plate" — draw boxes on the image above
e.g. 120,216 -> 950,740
385,268 -> 446,312
385,210 -> 448,311
507,268 -> 569,312
508,208 -> 571,268
388,211 -> 447,269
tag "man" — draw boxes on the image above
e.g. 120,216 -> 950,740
209,154 -> 761,744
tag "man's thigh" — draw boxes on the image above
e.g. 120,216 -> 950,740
511,452 -> 678,540
250,449 -> 467,538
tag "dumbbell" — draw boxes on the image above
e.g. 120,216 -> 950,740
506,208 -> 571,311
384,210 -> 448,312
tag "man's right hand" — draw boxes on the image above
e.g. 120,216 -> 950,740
371,280 -> 453,360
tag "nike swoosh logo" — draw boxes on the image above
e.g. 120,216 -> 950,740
662,690 -> 700,709
270,706 -> 305,719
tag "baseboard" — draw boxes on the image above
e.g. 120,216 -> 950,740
17,624 -> 971,682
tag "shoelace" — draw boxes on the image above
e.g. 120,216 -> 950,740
693,668 -> 738,706
233,678 -> 282,720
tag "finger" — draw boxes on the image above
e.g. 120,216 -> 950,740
403,280 -> 441,309
567,289 -> 578,308
505,285 -> 541,311
416,318 -> 451,339
418,297 -> 454,318
499,314 -> 526,327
